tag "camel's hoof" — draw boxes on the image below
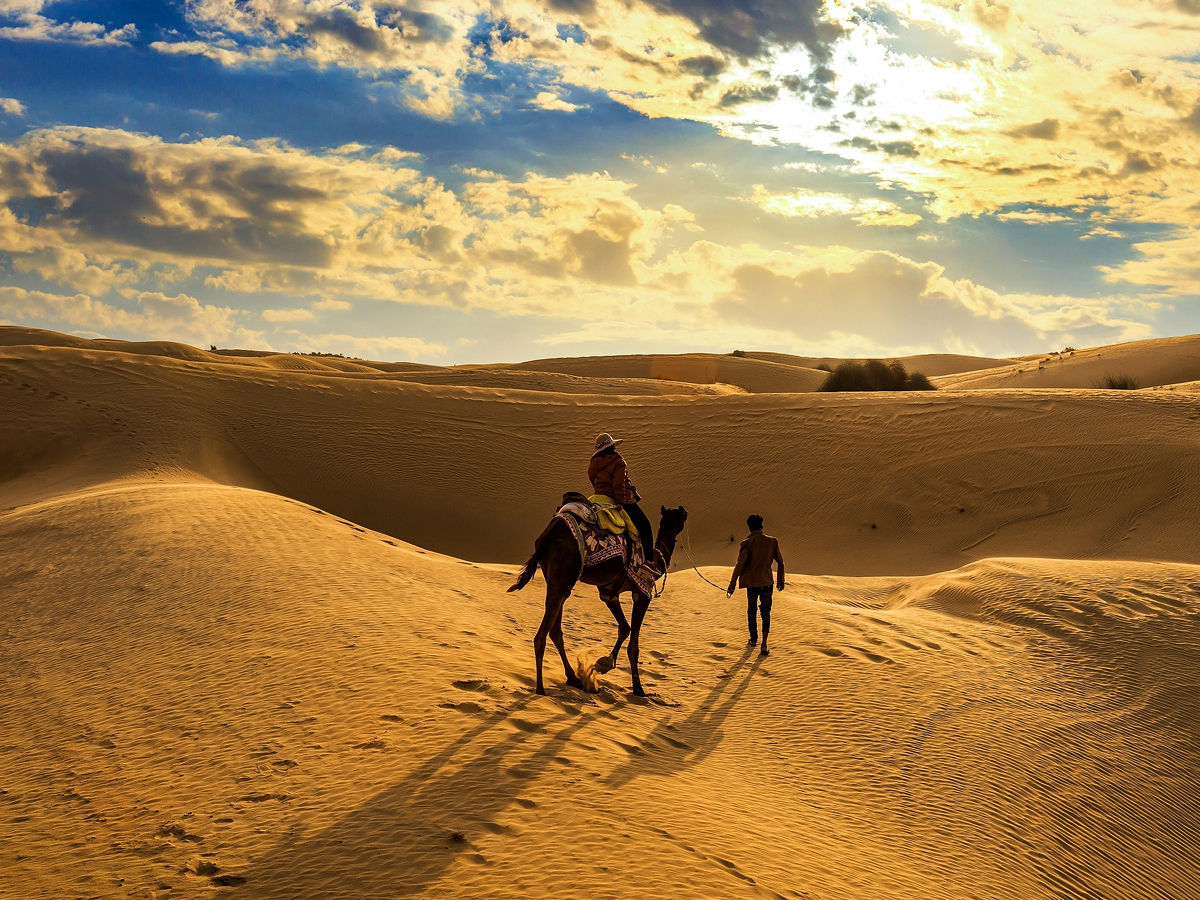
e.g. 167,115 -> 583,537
632,686 -> 647,698
594,656 -> 615,674
535,686 -> 547,696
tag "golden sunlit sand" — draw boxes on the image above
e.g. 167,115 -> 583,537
3,327 -> 1200,898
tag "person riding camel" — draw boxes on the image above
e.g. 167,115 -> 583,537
587,433 -> 655,564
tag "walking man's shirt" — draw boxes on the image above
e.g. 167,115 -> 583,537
727,519 -> 785,657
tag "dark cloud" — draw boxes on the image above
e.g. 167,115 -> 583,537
1184,102 -> 1200,133
307,9 -> 389,53
22,144 -> 334,266
678,54 -> 727,79
567,206 -> 638,285
1176,0 -> 1200,13
546,0 -> 598,13
387,7 -> 455,43
781,64 -> 836,108
305,6 -> 454,52
840,136 -> 920,157
646,0 -> 842,62
1005,118 -> 1060,140
718,82 -> 780,108
850,84 -> 875,105
1119,151 -> 1164,176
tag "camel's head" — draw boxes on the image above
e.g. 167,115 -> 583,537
657,505 -> 688,542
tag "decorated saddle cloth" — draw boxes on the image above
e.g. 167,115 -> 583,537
555,502 -> 658,597
585,493 -> 639,541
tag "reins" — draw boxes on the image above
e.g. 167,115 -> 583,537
681,530 -> 729,592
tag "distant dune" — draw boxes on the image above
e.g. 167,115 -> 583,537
745,350 -> 1015,378
4,327 -> 1200,898
499,352 -> 829,393
935,333 -> 1200,390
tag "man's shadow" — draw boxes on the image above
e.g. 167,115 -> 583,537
606,646 -> 760,789
241,693 -> 604,896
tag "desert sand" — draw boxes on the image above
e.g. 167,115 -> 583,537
3,327 -> 1200,898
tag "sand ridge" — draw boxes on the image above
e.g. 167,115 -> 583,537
5,336 -> 1200,570
934,333 -> 1200,390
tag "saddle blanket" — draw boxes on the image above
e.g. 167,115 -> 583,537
556,511 -> 659,597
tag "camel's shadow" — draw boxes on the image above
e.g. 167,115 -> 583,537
240,651 -> 760,895
239,693 -> 601,895
606,646 -> 760,789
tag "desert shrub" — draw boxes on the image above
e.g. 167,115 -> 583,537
730,349 -> 746,357
905,371 -> 936,391
819,360 -> 936,392
1098,373 -> 1139,390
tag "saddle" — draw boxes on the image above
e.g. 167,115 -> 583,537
555,492 -> 660,596
558,491 -> 598,525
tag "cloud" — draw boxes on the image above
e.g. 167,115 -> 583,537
0,97 -> 24,116
747,185 -> 921,226
646,0 -> 841,61
283,330 -> 447,359
311,298 -> 352,311
531,90 -> 581,112
1101,228 -> 1200,295
0,125 -> 1158,359
712,247 -> 1147,353
0,285 -> 263,347
0,1 -> 136,44
262,307 -> 316,322
150,0 -> 845,123
1005,118 -> 1060,140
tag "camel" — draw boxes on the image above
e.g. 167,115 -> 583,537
508,505 -> 688,696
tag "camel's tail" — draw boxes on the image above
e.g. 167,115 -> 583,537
507,518 -> 557,592
507,552 -> 539,592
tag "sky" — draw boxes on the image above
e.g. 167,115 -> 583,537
1,0 -> 1199,363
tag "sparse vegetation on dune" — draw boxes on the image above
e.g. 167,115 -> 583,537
819,359 -> 936,392
1098,373 -> 1140,390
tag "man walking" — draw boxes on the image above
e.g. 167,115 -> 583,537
726,514 -> 785,656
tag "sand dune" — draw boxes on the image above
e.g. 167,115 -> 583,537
4,329 -> 1200,898
936,333 -> 1200,390
3,482 -> 1199,898
745,350 -> 1015,378
381,367 -> 736,395
5,335 -> 1200,570
500,352 -> 829,393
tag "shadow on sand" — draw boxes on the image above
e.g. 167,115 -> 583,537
239,650 -> 760,895
239,693 -> 604,895
607,646 -> 760,789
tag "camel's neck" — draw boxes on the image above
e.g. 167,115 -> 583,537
654,528 -> 679,567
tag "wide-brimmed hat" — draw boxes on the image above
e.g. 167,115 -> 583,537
592,432 -> 624,456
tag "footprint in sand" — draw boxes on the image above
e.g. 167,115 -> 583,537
439,700 -> 485,714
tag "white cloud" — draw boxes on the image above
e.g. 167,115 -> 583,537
0,1 -> 136,44
311,298 -> 352,311
531,91 -> 581,113
262,307 -> 316,322
0,285 -> 264,347
0,97 -> 24,116
747,185 -> 922,227
283,330 -> 447,360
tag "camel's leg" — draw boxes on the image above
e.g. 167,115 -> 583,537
602,594 -> 630,671
535,587 -> 569,695
550,607 -> 583,689
627,591 -> 652,697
